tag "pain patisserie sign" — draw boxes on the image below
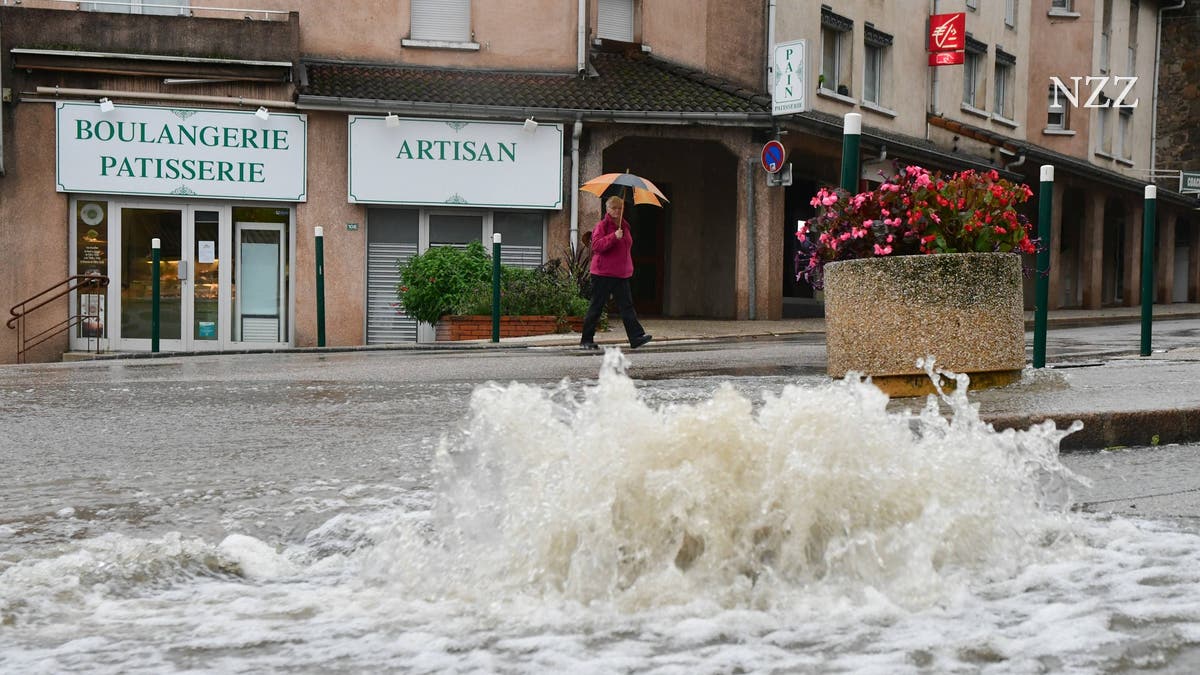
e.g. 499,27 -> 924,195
55,102 -> 307,202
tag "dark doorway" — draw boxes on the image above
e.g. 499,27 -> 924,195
629,198 -> 667,316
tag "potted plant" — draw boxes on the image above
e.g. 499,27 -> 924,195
795,165 -> 1037,396
396,241 -> 592,341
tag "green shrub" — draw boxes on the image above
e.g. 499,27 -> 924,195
396,242 -> 492,325
457,264 -> 589,326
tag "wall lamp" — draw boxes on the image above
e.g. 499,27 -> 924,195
522,117 -> 538,133
385,112 -> 401,128
254,106 -> 270,121
98,97 -> 115,113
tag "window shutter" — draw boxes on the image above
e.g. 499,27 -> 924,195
411,0 -> 471,42
597,0 -> 634,42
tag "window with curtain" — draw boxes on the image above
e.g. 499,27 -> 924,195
863,25 -> 892,107
410,0 -> 471,43
963,38 -> 988,110
993,50 -> 1016,120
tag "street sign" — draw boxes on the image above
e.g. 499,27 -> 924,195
772,39 -> 807,115
766,163 -> 792,187
1181,171 -> 1200,195
761,140 -> 785,174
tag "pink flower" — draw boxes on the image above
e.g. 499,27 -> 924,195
873,244 -> 893,255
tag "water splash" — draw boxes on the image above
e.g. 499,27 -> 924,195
362,351 -> 1088,611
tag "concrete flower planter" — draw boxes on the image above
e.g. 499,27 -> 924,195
435,315 -> 583,341
823,252 -> 1025,396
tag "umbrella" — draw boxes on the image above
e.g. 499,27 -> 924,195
580,171 -> 669,207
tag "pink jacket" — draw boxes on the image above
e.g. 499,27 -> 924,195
589,213 -> 634,278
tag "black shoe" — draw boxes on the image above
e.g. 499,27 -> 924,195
580,342 -> 600,351
629,334 -> 653,349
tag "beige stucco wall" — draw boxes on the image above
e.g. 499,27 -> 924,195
0,104 -> 71,364
294,112 -> 367,348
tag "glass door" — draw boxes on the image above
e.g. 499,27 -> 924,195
117,205 -> 187,351
234,222 -> 286,343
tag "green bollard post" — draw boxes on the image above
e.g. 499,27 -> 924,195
315,226 -> 326,348
1140,185 -> 1157,356
151,237 -> 161,353
492,233 -> 502,343
840,112 -> 862,193
1033,165 -> 1054,368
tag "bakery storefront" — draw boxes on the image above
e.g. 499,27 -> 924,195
58,102 -> 307,353
348,115 -> 564,343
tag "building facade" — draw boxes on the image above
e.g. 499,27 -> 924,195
1,0 -> 1195,364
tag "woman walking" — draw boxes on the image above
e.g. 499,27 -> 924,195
579,196 -> 652,350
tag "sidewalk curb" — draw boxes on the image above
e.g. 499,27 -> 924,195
985,408 -> 1200,451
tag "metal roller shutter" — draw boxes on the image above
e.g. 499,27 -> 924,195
410,0 -> 471,42
597,0 -> 634,42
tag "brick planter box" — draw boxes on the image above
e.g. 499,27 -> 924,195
435,315 -> 584,341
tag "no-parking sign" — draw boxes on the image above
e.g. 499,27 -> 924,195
761,140 -> 785,174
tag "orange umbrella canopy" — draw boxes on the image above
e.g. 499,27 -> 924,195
580,172 -> 669,207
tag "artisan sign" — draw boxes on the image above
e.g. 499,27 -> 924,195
55,102 -> 307,201
347,116 -> 564,209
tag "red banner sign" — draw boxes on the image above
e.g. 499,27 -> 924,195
929,51 -> 965,66
928,13 -> 965,52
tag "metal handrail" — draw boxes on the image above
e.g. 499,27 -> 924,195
8,275 -> 110,363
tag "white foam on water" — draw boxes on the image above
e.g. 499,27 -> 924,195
361,352 -> 1085,611
4,355 -> 1200,673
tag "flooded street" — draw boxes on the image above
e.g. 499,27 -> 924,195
3,347 -> 1200,673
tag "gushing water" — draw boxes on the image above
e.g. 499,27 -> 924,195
3,352 -> 1200,673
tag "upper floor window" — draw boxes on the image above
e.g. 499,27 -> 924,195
863,25 -> 893,107
411,0 -> 471,43
1117,109 -> 1133,160
1100,0 -> 1113,73
1005,0 -> 1017,28
597,0 -> 635,42
1127,0 -> 1140,73
994,50 -> 1016,120
820,7 -> 854,97
1096,104 -> 1113,155
966,0 -> 979,10
963,38 -> 988,110
1047,85 -> 1069,130
84,0 -> 187,15
1050,0 -> 1072,9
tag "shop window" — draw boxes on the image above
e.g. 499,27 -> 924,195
410,0 -> 471,43
597,0 -> 635,42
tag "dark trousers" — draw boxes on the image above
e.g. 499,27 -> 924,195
580,274 -> 646,345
